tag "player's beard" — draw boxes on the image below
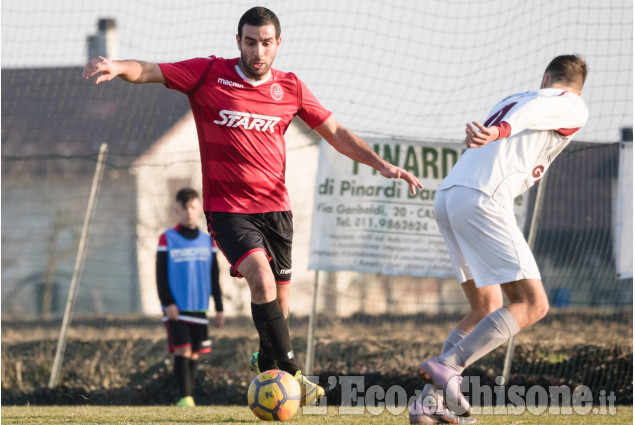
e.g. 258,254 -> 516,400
239,53 -> 271,80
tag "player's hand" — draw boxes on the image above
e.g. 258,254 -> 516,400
165,304 -> 179,321
379,164 -> 423,195
82,56 -> 121,85
465,121 -> 499,148
215,311 -> 225,328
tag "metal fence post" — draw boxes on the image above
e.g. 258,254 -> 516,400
304,270 -> 320,375
48,143 -> 108,388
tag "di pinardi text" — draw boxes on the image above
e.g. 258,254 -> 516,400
318,178 -> 436,201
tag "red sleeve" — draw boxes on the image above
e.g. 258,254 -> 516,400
158,233 -> 167,250
295,77 -> 332,128
495,122 -> 512,140
158,56 -> 216,93
554,127 -> 581,136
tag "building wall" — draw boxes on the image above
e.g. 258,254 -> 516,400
1,167 -> 137,316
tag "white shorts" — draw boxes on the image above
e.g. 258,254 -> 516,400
434,186 -> 541,287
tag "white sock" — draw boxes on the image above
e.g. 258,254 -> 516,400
422,327 -> 469,404
440,308 -> 520,373
442,327 -> 468,354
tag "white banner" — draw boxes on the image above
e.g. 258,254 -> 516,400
308,138 -> 529,277
614,141 -> 633,279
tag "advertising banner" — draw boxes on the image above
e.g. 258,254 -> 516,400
309,138 -> 529,277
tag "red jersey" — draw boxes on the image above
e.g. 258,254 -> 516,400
158,56 -> 332,213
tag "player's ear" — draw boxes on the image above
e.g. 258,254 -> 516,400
236,34 -> 241,50
540,73 -> 550,89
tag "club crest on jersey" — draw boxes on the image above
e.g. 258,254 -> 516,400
213,110 -> 281,133
270,83 -> 283,101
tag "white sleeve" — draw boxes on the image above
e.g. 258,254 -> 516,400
504,93 -> 589,138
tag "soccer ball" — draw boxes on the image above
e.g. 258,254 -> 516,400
247,369 -> 301,421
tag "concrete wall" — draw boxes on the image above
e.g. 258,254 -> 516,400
1,168 -> 137,316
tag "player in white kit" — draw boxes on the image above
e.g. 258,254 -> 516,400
410,55 -> 589,424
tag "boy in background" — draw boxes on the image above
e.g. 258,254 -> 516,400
156,187 -> 224,407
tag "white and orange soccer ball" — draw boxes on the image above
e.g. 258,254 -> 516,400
247,369 -> 301,421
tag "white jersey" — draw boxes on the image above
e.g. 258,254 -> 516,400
438,88 -> 589,203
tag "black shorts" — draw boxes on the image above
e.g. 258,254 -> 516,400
164,313 -> 211,354
205,211 -> 293,283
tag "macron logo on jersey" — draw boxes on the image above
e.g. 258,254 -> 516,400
217,78 -> 244,89
170,247 -> 211,263
213,110 -> 281,133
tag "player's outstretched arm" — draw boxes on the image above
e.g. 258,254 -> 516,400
314,116 -> 423,195
82,56 -> 165,85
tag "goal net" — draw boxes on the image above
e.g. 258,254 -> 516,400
1,0 -> 632,410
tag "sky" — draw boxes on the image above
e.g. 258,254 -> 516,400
2,0 -> 632,143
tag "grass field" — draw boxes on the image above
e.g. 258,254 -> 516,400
1,405 -> 633,425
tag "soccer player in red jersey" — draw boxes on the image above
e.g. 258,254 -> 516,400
83,6 -> 423,405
